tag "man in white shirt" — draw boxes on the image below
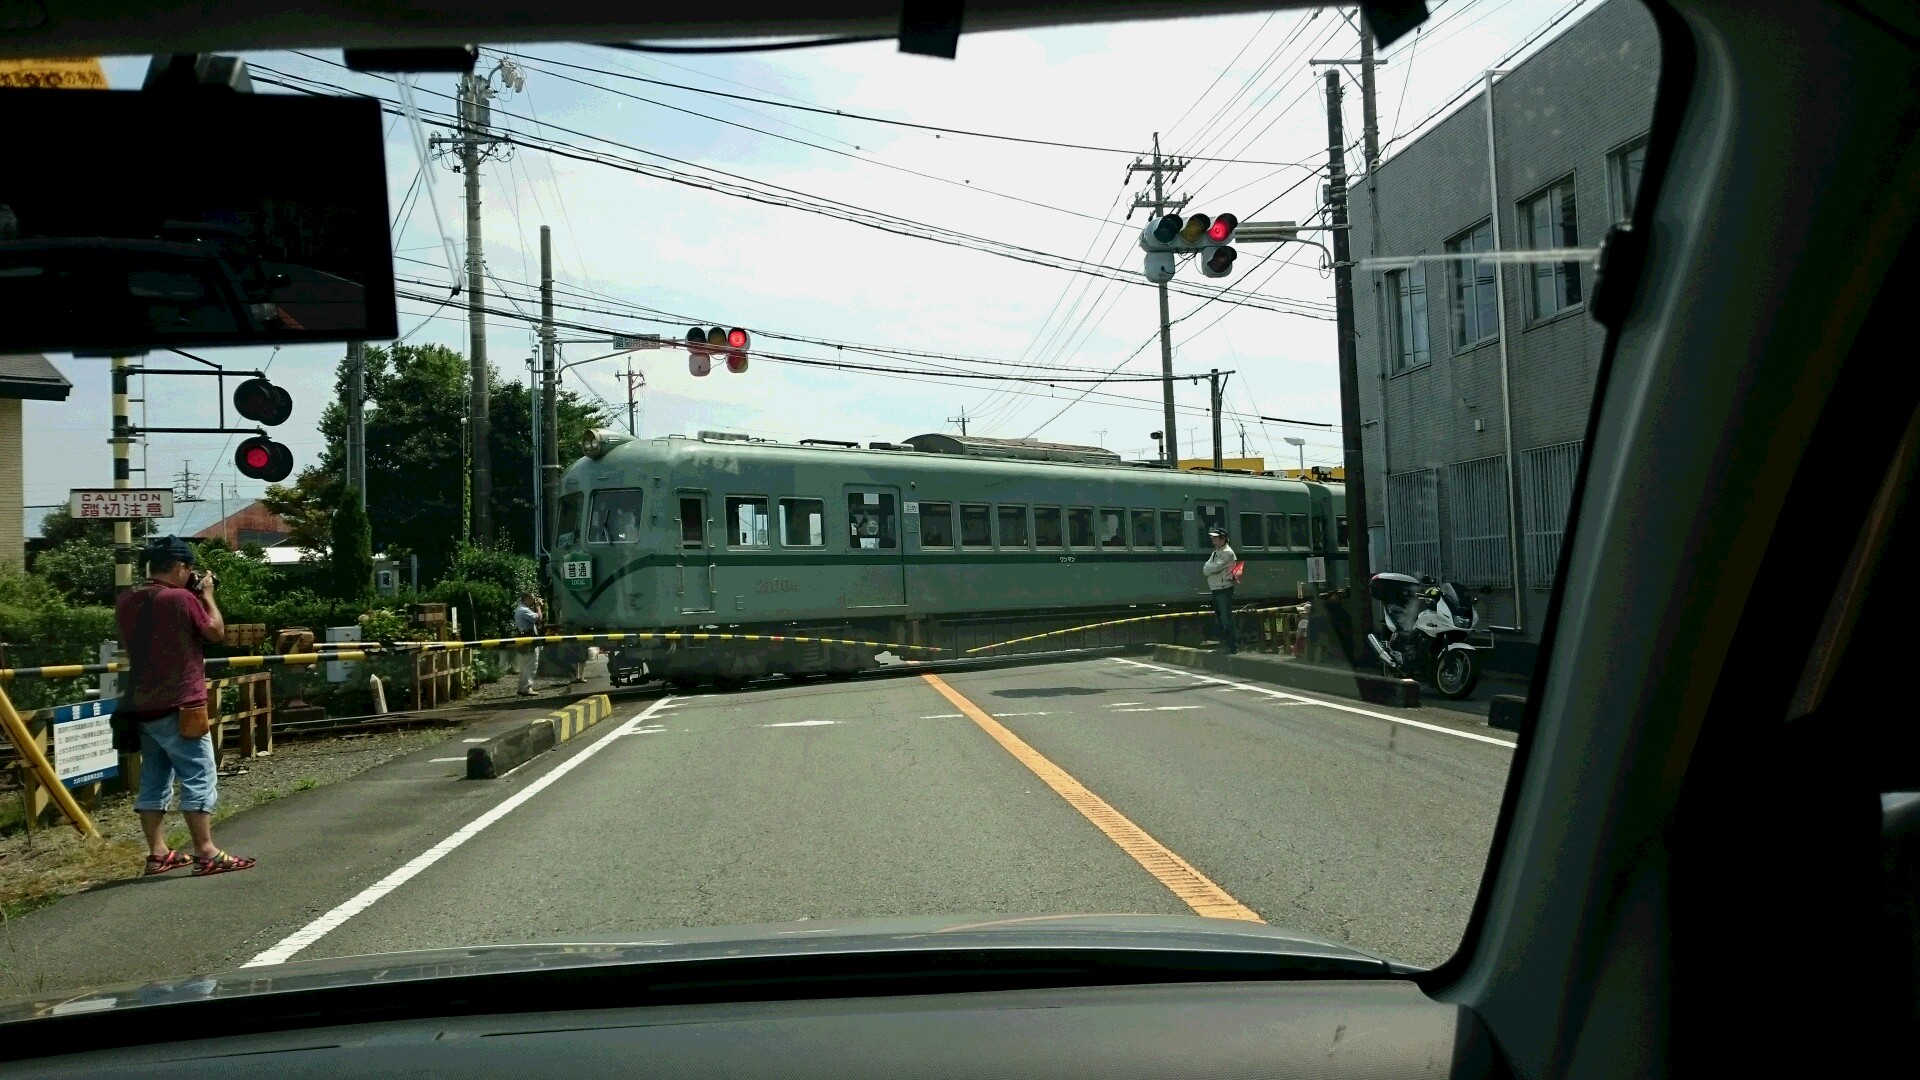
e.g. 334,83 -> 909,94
513,592 -> 543,695
1202,526 -> 1239,654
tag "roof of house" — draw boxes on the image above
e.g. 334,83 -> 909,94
0,353 -> 72,402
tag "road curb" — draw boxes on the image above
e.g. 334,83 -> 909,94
465,693 -> 614,779
1488,694 -> 1527,732
1149,645 -> 1422,708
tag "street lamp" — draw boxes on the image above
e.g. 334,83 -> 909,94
1284,436 -> 1306,473
1150,430 -> 1165,465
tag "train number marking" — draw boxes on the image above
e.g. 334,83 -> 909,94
755,578 -> 801,594
1058,556 -> 1076,564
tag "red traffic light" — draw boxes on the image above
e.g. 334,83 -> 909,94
235,436 -> 292,482
233,377 -> 293,426
726,327 -> 749,350
1207,213 -> 1238,244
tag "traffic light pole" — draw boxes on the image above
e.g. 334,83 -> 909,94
540,226 -> 559,554
462,74 -> 493,546
1209,369 -> 1226,471
345,341 -> 366,509
1128,133 -> 1188,467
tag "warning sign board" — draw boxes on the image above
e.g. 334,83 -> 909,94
0,58 -> 108,90
70,489 -> 173,519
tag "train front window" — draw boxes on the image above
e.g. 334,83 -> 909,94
1067,507 -> 1095,548
1034,506 -> 1064,549
997,505 -> 1030,549
588,489 -> 644,544
556,491 -> 584,548
727,496 -> 770,548
960,504 -> 993,548
847,492 -> 898,550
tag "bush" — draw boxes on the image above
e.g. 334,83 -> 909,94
32,539 -> 115,606
445,542 -> 537,600
0,564 -> 115,711
428,578 -> 514,639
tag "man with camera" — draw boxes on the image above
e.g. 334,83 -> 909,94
114,536 -> 256,877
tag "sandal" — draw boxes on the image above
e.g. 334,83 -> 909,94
192,851 -> 258,876
144,850 -> 192,876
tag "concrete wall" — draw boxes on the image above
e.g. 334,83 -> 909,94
0,398 -> 21,569
1350,0 -> 1661,642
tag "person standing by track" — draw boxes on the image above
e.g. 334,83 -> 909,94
1202,526 -> 1240,655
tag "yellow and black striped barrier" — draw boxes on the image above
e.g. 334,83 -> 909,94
549,694 -> 612,743
965,605 -> 1303,655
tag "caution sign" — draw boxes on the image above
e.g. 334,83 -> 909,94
0,58 -> 108,90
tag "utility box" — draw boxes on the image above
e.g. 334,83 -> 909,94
324,625 -> 361,683
373,554 -> 398,596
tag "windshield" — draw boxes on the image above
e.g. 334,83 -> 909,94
0,0 -> 1658,1013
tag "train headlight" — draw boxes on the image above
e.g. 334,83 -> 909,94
582,428 -> 631,459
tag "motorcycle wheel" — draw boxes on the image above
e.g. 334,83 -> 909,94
1432,649 -> 1480,699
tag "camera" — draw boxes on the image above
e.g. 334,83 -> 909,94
188,570 -> 216,592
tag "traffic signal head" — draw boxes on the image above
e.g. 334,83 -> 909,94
725,352 -> 748,374
1200,244 -> 1237,278
1206,213 -> 1238,244
233,377 -> 292,426
726,327 -> 749,350
235,435 -> 292,482
1179,214 -> 1212,245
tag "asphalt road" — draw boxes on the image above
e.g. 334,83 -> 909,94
5,657 -> 1515,1002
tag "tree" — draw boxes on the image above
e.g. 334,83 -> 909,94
32,538 -> 115,605
330,489 -> 373,601
261,468 -> 341,556
308,343 -> 610,582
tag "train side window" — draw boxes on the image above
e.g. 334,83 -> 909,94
778,498 -> 825,548
960,504 -> 993,548
678,497 -> 704,550
1288,513 -> 1310,550
847,492 -> 897,550
589,489 -> 644,544
1034,506 -> 1064,549
919,502 -> 954,548
997,505 -> 1030,549
1097,508 -> 1126,548
1312,514 -> 1328,552
1131,509 -> 1156,549
1239,512 -> 1264,549
1266,514 -> 1287,549
1067,507 -> 1096,548
1195,503 -> 1228,547
725,496 -> 770,548
1159,510 -> 1184,548
556,491 -> 584,548
1337,515 -> 1350,550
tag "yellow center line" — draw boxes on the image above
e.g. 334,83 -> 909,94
919,673 -> 1263,924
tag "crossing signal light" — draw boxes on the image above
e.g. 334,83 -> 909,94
232,377 -> 293,426
235,435 -> 293,482
686,325 -> 750,376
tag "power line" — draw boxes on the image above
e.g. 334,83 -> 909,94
597,35 -> 886,55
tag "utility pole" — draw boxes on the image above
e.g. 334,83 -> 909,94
1238,422 -> 1250,458
110,355 -> 134,597
1359,19 -> 1381,170
345,340 -> 366,508
460,74 -> 492,544
173,461 -> 199,503
540,225 -> 559,553
947,408 -> 971,436
1128,132 -> 1189,467
1208,369 -> 1227,470
1326,69 -> 1374,666
620,363 -> 646,436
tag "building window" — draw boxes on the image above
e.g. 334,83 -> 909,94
1385,264 -> 1430,373
1158,510 -> 1184,549
1385,470 -> 1441,579
1131,510 -> 1157,549
959,504 -> 993,548
1034,506 -> 1064,549
919,502 -> 953,548
779,498 -> 825,548
1521,440 -> 1583,588
590,489 -> 645,544
725,496 -> 769,548
1446,456 -> 1512,587
1520,179 -> 1582,320
1446,220 -> 1499,348
1609,137 -> 1648,223
1067,507 -> 1096,548
997,504 -> 1030,549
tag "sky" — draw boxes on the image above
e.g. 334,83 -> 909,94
20,0 -> 1609,534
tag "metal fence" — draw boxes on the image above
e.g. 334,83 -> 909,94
1446,455 -> 1512,587
1386,468 -> 1442,579
1521,440 -> 1583,588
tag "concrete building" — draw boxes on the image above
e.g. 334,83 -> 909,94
0,354 -> 73,568
1350,0 -> 1659,664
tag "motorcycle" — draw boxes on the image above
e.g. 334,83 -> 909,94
1365,572 -> 1483,699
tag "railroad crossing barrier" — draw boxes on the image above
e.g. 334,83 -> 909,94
466,693 -> 613,780
965,604 -> 1308,655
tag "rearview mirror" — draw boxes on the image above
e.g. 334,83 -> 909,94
0,87 -> 395,353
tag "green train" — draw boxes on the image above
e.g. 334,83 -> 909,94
546,429 -> 1349,687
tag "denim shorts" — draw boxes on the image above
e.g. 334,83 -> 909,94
134,712 -> 218,814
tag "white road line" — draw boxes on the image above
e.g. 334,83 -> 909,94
461,738 -> 489,743
1114,705 -> 1205,712
920,713 -> 963,719
764,720 -> 836,727
991,711 -> 1052,717
428,757 -> 465,763
1112,658 -> 1517,749
1107,702 -> 1144,706
241,696 -> 679,968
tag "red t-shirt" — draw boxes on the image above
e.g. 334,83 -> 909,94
114,581 -> 214,715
